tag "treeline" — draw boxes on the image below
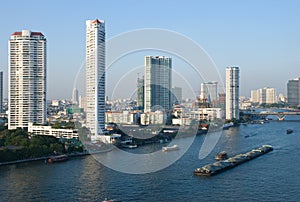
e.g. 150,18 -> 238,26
0,126 -> 64,163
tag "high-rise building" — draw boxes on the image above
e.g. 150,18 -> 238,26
86,19 -> 106,136
287,78 -> 300,106
250,87 -> 276,104
8,30 -> 46,130
72,88 -> 79,105
0,71 -> 3,113
200,81 -> 218,104
172,87 -> 182,104
144,56 -> 172,112
225,67 -> 239,120
137,76 -> 144,110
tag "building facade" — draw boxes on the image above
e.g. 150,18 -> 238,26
200,81 -> 218,104
171,87 -> 182,104
287,78 -> 300,106
144,56 -> 172,112
137,76 -> 144,110
8,30 -> 47,129
86,19 -> 106,136
225,67 -> 239,120
250,87 -> 276,104
72,88 -> 79,105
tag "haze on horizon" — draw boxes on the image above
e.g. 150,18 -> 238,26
0,0 -> 299,100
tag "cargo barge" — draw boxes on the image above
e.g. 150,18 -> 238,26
194,145 -> 273,176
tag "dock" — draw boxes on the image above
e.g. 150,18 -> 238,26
194,145 -> 273,176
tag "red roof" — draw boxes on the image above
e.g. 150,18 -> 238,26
11,31 -> 44,36
91,19 -> 102,24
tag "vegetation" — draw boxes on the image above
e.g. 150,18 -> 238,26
0,125 -> 82,163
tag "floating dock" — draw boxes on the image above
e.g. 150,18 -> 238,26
194,145 -> 273,176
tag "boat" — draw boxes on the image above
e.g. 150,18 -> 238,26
286,129 -> 293,134
215,151 -> 227,160
194,145 -> 273,176
122,144 -> 138,149
222,122 -> 234,129
46,154 -> 68,163
162,144 -> 179,152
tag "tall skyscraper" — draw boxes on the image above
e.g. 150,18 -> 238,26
200,81 -> 218,104
287,78 -> 300,106
72,88 -> 79,105
137,76 -> 144,110
0,71 -> 3,113
86,19 -> 105,136
225,67 -> 239,120
144,56 -> 172,112
8,30 -> 47,130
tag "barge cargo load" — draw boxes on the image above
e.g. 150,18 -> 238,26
194,145 -> 273,176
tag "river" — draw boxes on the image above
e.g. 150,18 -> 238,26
1,119 -> 300,201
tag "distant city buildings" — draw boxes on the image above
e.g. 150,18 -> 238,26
8,30 -> 47,129
171,87 -> 182,104
287,78 -> 300,106
144,56 -> 172,112
250,87 -> 276,104
72,88 -> 79,105
86,19 -> 106,135
137,76 -> 144,110
200,81 -> 218,105
0,71 -> 3,113
225,67 -> 239,120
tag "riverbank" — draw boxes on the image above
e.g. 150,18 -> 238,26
0,152 -> 90,166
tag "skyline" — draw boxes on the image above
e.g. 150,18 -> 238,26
0,0 -> 299,99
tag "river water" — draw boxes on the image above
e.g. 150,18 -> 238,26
1,119 -> 300,201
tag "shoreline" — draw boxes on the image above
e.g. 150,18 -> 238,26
0,152 -> 91,167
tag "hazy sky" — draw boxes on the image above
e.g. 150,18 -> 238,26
0,0 -> 299,100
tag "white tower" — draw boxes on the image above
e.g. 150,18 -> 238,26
8,30 -> 47,130
225,67 -> 239,120
86,19 -> 106,136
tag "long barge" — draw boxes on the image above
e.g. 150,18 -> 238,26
194,145 -> 273,176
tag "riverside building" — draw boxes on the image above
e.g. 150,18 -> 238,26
8,30 -> 47,129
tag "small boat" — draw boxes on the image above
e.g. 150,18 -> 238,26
122,144 -> 138,149
215,151 -> 227,160
162,144 -> 179,152
46,154 -> 68,163
286,129 -> 293,134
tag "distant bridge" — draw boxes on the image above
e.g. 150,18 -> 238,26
247,111 -> 300,121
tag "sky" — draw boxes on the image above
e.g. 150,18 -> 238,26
0,0 -> 299,100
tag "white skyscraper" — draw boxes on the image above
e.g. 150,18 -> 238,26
226,67 -> 239,120
86,19 -> 105,136
8,30 -> 46,129
144,56 -> 172,112
72,88 -> 79,105
200,81 -> 218,104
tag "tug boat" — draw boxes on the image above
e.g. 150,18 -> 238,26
215,151 -> 228,160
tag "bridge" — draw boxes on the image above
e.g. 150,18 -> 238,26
247,111 -> 300,121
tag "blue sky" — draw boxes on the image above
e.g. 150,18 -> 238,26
0,0 -> 299,99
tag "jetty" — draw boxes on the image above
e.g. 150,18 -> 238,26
194,145 -> 273,176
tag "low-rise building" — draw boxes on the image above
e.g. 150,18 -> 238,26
28,122 -> 78,139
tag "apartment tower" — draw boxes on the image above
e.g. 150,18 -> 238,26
225,67 -> 239,120
86,19 -> 106,136
8,30 -> 46,129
